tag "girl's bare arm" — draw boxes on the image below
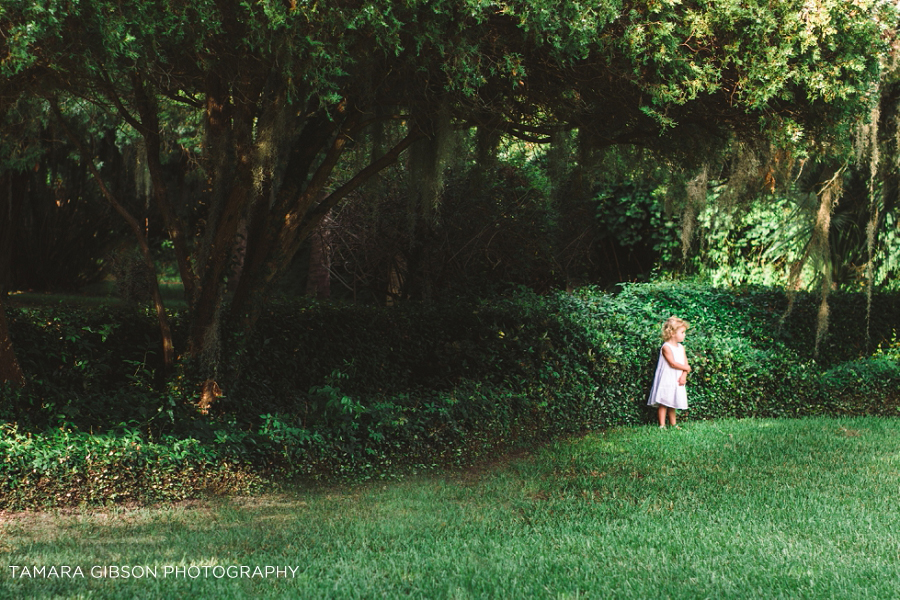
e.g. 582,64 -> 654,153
662,345 -> 691,372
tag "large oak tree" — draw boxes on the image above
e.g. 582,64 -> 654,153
1,0 -> 893,391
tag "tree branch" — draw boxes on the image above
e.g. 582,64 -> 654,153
47,98 -> 175,370
294,127 -> 424,251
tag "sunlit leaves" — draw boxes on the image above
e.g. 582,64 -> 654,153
617,0 -> 892,118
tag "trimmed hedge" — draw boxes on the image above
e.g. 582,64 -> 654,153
2,283 -> 898,508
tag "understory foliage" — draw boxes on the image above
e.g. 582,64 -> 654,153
1,283 -> 898,509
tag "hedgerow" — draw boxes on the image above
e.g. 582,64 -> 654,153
1,283 -> 898,508
0,425 -> 263,511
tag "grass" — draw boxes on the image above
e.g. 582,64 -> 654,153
2,416 -> 899,599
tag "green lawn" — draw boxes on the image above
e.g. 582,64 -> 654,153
2,417 -> 899,599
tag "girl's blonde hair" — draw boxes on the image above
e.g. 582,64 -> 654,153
661,316 -> 690,341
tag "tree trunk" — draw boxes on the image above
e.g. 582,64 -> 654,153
93,74 -> 423,405
305,211 -> 333,300
49,100 -> 176,371
227,121 -> 423,331
130,73 -> 198,301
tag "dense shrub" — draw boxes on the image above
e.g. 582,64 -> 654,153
0,425 -> 263,511
3,302 -> 178,429
817,357 -> 900,415
215,283 -> 900,473
2,283 -> 898,508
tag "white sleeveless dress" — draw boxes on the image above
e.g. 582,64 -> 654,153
647,341 -> 688,410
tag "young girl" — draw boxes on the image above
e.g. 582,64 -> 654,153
647,316 -> 691,428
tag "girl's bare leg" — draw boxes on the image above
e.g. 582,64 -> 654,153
668,408 -> 677,427
658,405 -> 668,427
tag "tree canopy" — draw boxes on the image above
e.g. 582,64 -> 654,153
4,0 -> 890,150
1,0 -> 895,392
